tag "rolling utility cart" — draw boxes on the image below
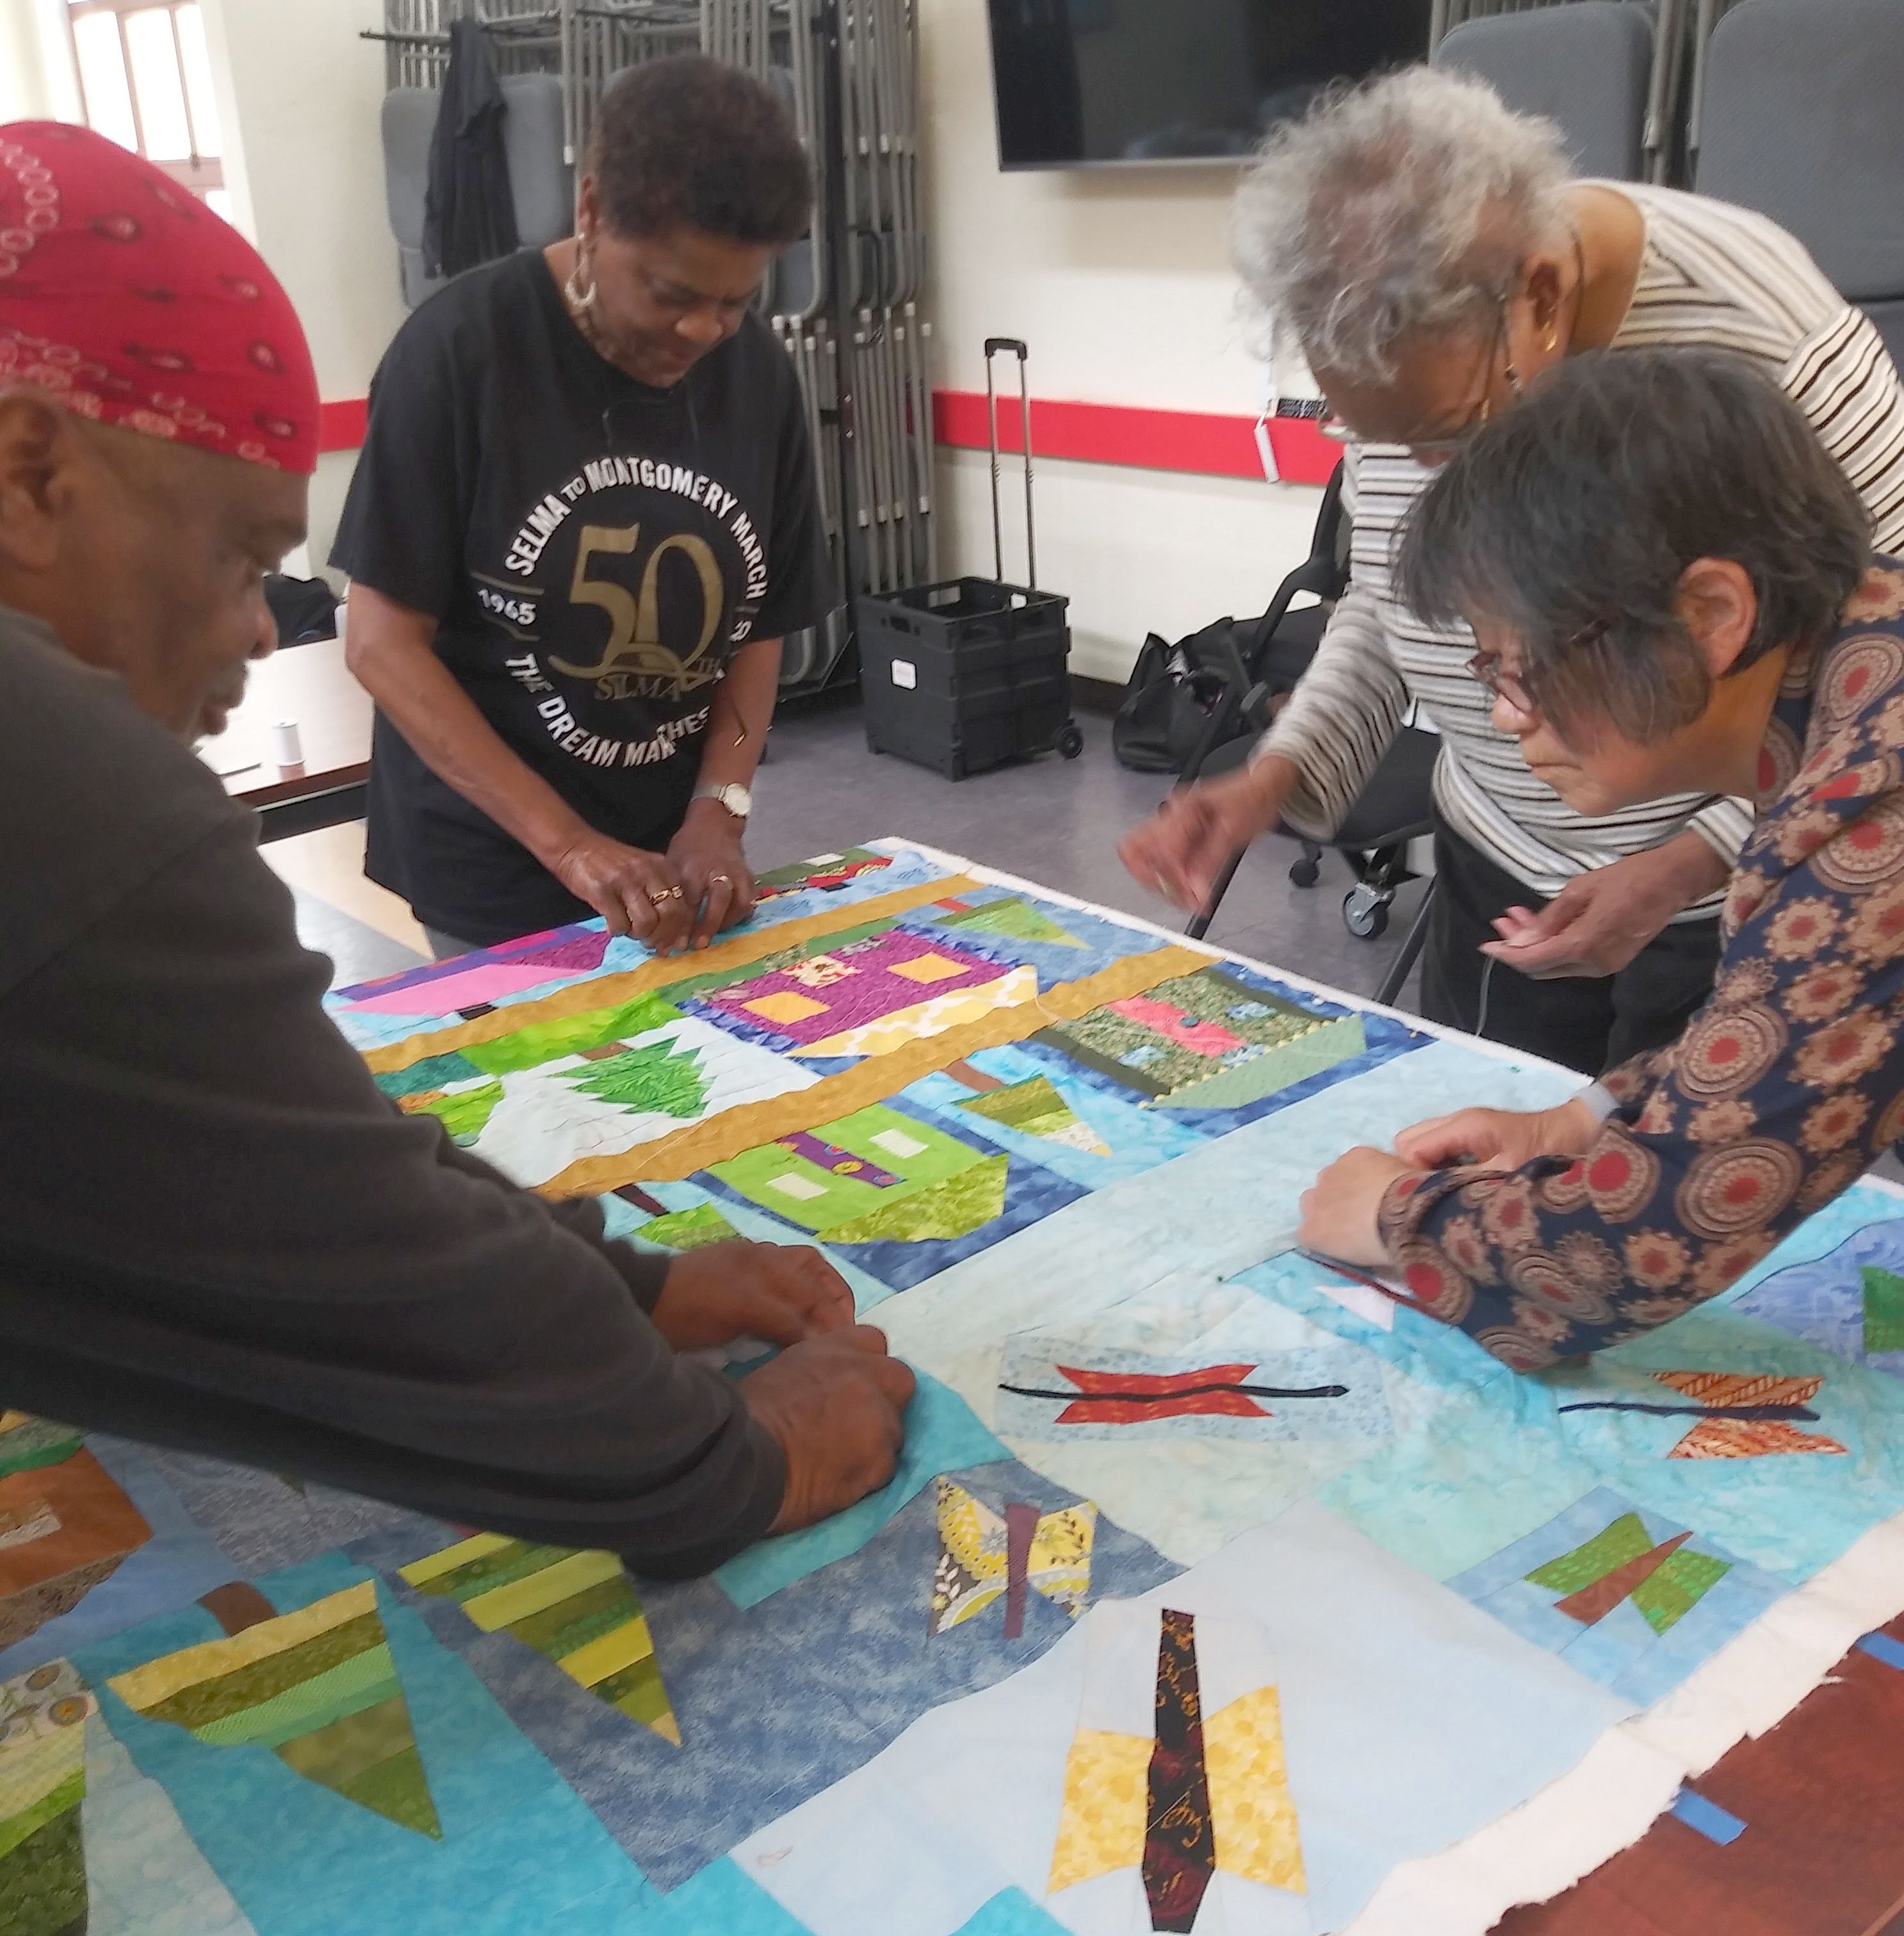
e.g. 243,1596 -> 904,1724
856,339 -> 1083,779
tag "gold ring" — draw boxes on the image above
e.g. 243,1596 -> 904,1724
709,874 -> 733,885
647,885 -> 684,904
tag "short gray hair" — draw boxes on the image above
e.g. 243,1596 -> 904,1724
1233,66 -> 1574,384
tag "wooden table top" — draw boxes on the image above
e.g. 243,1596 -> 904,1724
199,636 -> 375,808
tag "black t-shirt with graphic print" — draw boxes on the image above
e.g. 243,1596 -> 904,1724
331,248 -> 831,946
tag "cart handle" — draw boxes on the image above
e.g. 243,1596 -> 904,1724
984,339 -> 1037,589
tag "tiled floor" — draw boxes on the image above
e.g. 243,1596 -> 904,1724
270,697 -> 1429,1005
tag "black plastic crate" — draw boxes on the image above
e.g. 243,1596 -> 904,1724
856,577 -> 1083,780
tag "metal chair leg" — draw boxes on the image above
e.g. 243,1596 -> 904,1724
1373,877 -> 1437,1009
1185,848 -> 1246,942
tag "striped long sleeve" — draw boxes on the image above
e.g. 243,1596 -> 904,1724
1256,181 -> 1904,902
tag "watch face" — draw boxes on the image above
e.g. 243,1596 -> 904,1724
715,784 -> 752,817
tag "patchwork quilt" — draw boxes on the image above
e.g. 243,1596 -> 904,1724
10,841 -> 1904,1936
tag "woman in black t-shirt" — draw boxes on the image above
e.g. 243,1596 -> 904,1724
333,56 -> 831,954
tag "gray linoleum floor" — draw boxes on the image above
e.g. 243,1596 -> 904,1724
289,696 -> 1429,1005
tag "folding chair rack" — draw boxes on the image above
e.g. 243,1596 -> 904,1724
371,0 -> 938,697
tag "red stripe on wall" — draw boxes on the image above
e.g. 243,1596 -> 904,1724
314,388 -> 1337,484
318,397 -> 368,454
932,389 -> 1337,486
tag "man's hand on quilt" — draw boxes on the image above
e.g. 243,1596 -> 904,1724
1117,756 -> 1295,913
1393,1096 -> 1600,1171
549,828 -> 695,953
1481,833 -> 1729,979
667,800 -> 758,952
1297,1145 -> 1417,1267
745,1327 -> 918,1533
651,1241 -> 858,1351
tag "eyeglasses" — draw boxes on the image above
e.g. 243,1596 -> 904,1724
1467,618 -> 1612,722
1319,293 -> 1524,451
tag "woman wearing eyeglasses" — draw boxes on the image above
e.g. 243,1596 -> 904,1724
334,56 -> 829,957
1121,66 -> 1904,1077
1298,347 -> 1904,1365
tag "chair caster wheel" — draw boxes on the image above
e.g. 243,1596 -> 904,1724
1289,857 -> 1320,889
1344,885 -> 1390,939
1056,722 -> 1085,760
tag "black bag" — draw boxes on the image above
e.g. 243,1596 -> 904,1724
264,574 -> 339,647
1111,618 -> 1256,775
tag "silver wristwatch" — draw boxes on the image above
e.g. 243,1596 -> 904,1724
692,782 -> 753,820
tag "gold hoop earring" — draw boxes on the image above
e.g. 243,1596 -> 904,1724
1543,323 -> 1559,352
565,243 -> 598,313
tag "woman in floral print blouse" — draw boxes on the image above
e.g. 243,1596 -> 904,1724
1296,346 -> 1904,1371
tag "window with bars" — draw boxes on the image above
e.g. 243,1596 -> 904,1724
66,0 -> 229,219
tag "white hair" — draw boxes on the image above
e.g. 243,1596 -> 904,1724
1233,66 -> 1574,384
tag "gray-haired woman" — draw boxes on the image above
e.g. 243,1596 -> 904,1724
1120,65 -> 1904,1077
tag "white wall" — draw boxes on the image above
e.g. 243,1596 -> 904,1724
916,0 -> 1320,686
199,0 -> 405,576
0,0 -> 63,122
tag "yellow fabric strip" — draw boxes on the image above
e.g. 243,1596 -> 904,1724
1046,1729 -> 1150,1895
110,1580 -> 375,1713
557,1616 -> 656,1689
539,943 -> 1210,1197
397,1531 -> 514,1588
361,876 -> 982,1075
459,1549 -> 625,1631
0,1729 -> 85,1825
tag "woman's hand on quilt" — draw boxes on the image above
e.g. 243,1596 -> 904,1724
651,1241 -> 858,1351
1297,1144 -> 1415,1267
745,1327 -> 918,1534
548,828 -> 694,953
667,801 -> 758,952
1117,756 -> 1295,913
1392,1096 -> 1599,1171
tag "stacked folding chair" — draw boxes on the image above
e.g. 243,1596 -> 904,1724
1430,0 -> 1691,183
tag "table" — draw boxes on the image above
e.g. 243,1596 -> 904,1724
8,838 -> 1904,1936
198,635 -> 373,840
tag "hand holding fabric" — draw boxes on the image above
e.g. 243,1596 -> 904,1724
1393,1096 -> 1599,1171
667,801 -> 757,950
649,1240 -> 857,1351
1297,1144 -> 1416,1267
1481,834 -> 1729,979
549,829 -> 692,951
744,1328 -> 918,1534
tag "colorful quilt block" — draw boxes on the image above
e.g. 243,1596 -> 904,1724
74,1555 -> 656,1936
1543,1305 -> 1904,1581
0,1659 -> 95,1936
1734,1211 -> 1904,1378
1036,968 -> 1369,1112
730,1500 -> 1636,1936
702,931 -> 1010,1049
708,1105 -> 991,1235
1448,1485 -> 1787,1706
892,1253 -> 1445,1568
350,1456 -> 1177,1899
437,1016 -> 818,1193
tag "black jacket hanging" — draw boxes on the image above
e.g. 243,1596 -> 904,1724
422,15 -> 519,280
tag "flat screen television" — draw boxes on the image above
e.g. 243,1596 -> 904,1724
988,0 -> 1434,169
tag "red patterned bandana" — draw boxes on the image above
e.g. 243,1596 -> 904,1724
0,121 -> 319,473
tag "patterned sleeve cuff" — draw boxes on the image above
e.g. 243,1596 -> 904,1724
1376,1169 -> 1436,1272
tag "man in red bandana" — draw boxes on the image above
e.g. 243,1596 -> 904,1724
0,125 -> 913,1575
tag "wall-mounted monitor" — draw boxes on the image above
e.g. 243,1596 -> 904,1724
988,0 -> 1433,170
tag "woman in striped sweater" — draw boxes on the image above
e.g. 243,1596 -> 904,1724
1119,66 -> 1904,1077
